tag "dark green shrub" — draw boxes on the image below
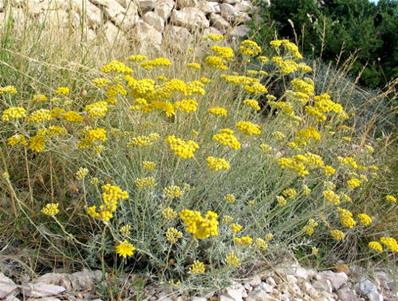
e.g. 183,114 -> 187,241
252,0 -> 398,89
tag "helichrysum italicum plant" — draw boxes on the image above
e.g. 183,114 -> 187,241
1,32 -> 397,290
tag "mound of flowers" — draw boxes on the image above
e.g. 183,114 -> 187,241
1,34 -> 396,287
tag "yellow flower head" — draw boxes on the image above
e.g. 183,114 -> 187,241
380,237 -> 398,253
357,213 -> 372,226
230,223 -> 243,233
55,86 -> 70,95
166,135 -> 199,159
206,156 -> 230,171
234,235 -> 253,246
189,260 -> 205,275
330,229 -> 345,241
225,251 -> 240,268
162,207 -> 178,220
236,121 -> 261,136
163,185 -> 183,199
41,203 -> 59,216
115,240 -> 135,258
243,99 -> 261,111
224,193 -> 236,203
240,40 -> 262,56
386,195 -> 396,203
135,177 -> 156,189
368,241 -> 383,253
2,107 -> 27,122
166,227 -> 183,244
143,161 -> 157,171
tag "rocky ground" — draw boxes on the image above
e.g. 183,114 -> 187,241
0,0 -> 258,50
0,261 -> 396,301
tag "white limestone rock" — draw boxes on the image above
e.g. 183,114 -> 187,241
0,273 -> 18,299
154,0 -> 174,20
171,7 -> 209,31
210,13 -> 231,33
143,11 -> 165,32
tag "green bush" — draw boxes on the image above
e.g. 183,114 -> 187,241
253,0 -> 398,89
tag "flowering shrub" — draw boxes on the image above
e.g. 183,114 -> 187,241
0,33 -> 397,289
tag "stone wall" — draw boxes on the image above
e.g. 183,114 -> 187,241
0,0 -> 256,50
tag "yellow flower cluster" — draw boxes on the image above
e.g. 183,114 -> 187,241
163,185 -> 183,199
85,101 -> 108,118
303,219 -> 318,236
115,240 -> 135,258
0,85 -> 17,95
224,193 -> 236,203
323,190 -> 341,205
338,208 -> 356,229
55,86 -> 70,95
166,135 -> 199,159
78,128 -> 107,150
128,133 -> 159,147
162,207 -> 178,220
236,121 -> 261,136
243,99 -> 261,111
240,40 -> 262,56
206,156 -> 230,171
270,39 -> 302,59
175,99 -> 198,113
140,57 -> 172,70
7,134 -> 28,147
380,237 -> 398,252
225,251 -> 240,268
211,129 -> 240,151
330,229 -> 345,241
179,209 -> 219,239
41,203 -> 59,216
75,167 -> 89,180
28,109 -> 52,123
357,213 -> 372,226
208,106 -> 228,117
87,184 -> 128,222
2,107 -> 27,122
135,177 -> 156,189
166,227 -> 183,244
205,55 -> 228,70
190,260 -> 205,274
143,161 -> 156,170
234,235 -> 253,246
101,60 -> 133,73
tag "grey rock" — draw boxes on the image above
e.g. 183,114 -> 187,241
143,11 -> 165,32
132,20 -> 163,49
246,287 -> 276,301
154,0 -> 174,20
0,273 -> 18,299
171,7 -> 209,31
22,283 -> 66,298
220,3 -> 240,22
319,271 -> 348,291
5,296 -> 20,301
313,279 -> 333,294
223,283 -> 246,300
176,0 -> 198,8
137,0 -> 156,13
209,13 -> 231,33
197,0 -> 220,13
266,277 -> 277,287
337,286 -> 361,301
248,275 -> 262,287
230,25 -> 250,37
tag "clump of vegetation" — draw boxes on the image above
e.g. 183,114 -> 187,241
253,0 -> 398,89
0,12 -> 397,294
